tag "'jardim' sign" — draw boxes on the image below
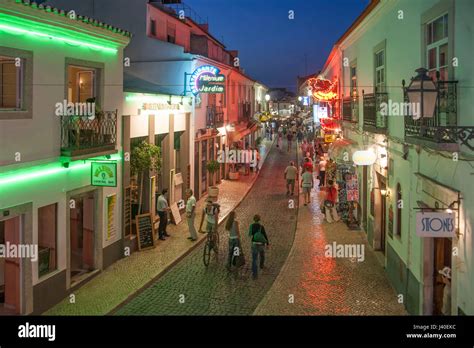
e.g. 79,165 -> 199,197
190,65 -> 225,95
91,162 -> 117,187
416,212 -> 455,238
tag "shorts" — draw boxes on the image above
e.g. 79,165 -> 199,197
286,179 -> 295,185
302,186 -> 312,193
206,221 -> 216,233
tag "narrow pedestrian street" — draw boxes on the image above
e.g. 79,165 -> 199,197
113,140 -> 405,316
113,140 -> 299,315
255,170 -> 407,315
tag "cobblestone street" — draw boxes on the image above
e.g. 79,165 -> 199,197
254,170 -> 407,315
114,141 -> 407,316
114,140 -> 300,315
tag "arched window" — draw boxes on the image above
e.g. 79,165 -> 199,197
396,183 -> 402,236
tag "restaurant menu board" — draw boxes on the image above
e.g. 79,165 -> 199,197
136,213 -> 155,250
123,187 -> 131,237
170,202 -> 182,225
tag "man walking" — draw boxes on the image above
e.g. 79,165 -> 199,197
156,189 -> 171,240
185,189 -> 197,241
286,131 -> 293,152
284,161 -> 298,196
248,215 -> 269,279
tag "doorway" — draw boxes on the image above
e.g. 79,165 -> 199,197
69,192 -> 96,286
362,166 -> 368,231
0,217 -> 21,315
379,177 -> 387,254
433,238 -> 452,315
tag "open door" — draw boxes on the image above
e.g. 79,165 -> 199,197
433,238 -> 452,315
0,217 -> 21,314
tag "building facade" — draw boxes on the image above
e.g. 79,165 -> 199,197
320,0 -> 474,315
0,0 -> 130,314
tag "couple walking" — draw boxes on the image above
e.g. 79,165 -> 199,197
225,212 -> 270,279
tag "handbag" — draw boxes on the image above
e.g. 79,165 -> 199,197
232,247 -> 246,267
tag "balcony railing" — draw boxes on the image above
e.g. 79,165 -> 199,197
61,110 -> 117,158
363,91 -> 389,133
342,97 -> 358,123
403,80 -> 474,150
206,105 -> 224,128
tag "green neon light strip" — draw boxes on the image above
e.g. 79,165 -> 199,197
0,154 -> 121,186
0,23 -> 118,53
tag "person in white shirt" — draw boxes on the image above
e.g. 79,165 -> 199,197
318,157 -> 327,187
185,189 -> 197,241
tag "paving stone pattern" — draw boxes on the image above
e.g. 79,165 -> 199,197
114,141 -> 299,315
254,171 -> 408,316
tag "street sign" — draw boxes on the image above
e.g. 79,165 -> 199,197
416,212 -> 455,237
91,162 -> 117,187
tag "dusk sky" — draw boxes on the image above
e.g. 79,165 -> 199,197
186,0 -> 370,91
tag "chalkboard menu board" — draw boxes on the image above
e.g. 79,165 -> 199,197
136,213 -> 155,250
123,187 -> 131,237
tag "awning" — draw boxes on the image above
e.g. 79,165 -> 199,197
328,138 -> 358,164
228,121 -> 259,143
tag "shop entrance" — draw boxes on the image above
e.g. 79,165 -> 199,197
433,238 -> 452,315
0,217 -> 21,314
69,192 -> 96,286
362,166 -> 368,231
379,178 -> 387,254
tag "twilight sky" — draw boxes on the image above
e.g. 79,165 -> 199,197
186,0 -> 370,91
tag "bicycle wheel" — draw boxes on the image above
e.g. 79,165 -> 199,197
213,231 -> 220,254
203,241 -> 211,267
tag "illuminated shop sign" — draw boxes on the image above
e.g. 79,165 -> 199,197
142,103 -> 181,111
190,65 -> 225,95
416,212 -> 455,238
91,162 -> 117,187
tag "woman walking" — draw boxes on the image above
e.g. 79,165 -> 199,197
225,211 -> 242,270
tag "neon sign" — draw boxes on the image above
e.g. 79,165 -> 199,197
308,77 -> 338,101
190,65 -> 225,95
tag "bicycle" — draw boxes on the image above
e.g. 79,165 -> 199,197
203,225 -> 219,267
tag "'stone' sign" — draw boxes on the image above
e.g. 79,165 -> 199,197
190,65 -> 225,95
416,212 -> 455,238
91,162 -> 117,187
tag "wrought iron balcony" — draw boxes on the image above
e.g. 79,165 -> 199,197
342,96 -> 358,123
363,91 -> 388,134
206,105 -> 224,128
404,80 -> 473,150
61,110 -> 117,158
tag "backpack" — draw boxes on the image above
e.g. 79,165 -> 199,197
251,224 -> 267,243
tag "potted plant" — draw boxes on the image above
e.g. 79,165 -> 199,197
206,160 -> 220,198
130,141 -> 161,214
228,163 -> 240,180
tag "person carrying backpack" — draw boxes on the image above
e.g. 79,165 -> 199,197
248,214 -> 269,279
199,199 -> 220,234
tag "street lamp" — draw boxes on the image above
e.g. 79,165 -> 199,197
298,96 -> 302,102
403,67 -> 438,119
265,94 -> 270,112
